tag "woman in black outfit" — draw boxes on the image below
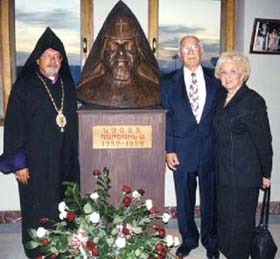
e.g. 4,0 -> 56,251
213,51 -> 273,259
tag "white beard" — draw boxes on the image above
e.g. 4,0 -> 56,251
45,66 -> 60,77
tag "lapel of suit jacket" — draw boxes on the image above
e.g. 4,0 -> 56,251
174,68 -> 187,98
200,67 -> 216,122
224,84 -> 248,109
173,68 -> 197,121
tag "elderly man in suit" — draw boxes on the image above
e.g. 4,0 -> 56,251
160,35 -> 220,259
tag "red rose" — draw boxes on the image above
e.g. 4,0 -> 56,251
150,207 -> 158,215
157,255 -> 164,259
123,196 -> 132,207
50,254 -> 57,259
91,247 -> 100,256
36,257 -> 43,259
122,227 -> 130,235
158,228 -> 166,238
40,238 -> 49,247
66,211 -> 76,222
159,248 -> 167,257
122,185 -> 132,194
92,169 -> 101,176
86,240 -> 95,250
39,217 -> 49,224
155,243 -> 164,251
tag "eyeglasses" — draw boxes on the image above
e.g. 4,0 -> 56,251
219,69 -> 240,77
41,53 -> 62,61
181,45 -> 200,53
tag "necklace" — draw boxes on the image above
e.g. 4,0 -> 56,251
37,73 -> 67,132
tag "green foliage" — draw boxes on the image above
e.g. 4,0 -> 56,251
26,168 -> 177,259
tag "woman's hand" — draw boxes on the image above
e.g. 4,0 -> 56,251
262,177 -> 271,189
166,153 -> 180,171
15,168 -> 30,184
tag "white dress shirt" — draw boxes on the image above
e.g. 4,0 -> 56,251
183,65 -> 206,123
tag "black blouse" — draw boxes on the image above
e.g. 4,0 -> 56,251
213,85 -> 273,187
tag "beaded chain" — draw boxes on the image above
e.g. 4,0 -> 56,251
36,73 -> 66,132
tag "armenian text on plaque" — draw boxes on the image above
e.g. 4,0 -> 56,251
92,125 -> 152,149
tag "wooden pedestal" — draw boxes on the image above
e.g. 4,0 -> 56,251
78,108 -> 166,212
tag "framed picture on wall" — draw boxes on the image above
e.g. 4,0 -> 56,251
250,18 -> 280,54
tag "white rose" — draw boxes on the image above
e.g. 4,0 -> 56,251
89,212 -> 100,224
58,201 -> 68,212
59,210 -> 67,220
165,235 -> 174,247
145,199 -> 153,210
115,236 -> 126,248
132,191 -> 141,200
36,227 -> 47,238
162,212 -> 171,223
174,236 -> 180,246
90,192 -> 99,200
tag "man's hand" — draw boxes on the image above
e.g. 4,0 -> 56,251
262,177 -> 271,189
15,168 -> 30,184
166,153 -> 180,171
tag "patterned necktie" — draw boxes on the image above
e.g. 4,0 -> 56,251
188,72 -> 199,120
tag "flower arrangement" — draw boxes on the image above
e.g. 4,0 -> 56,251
26,168 -> 179,259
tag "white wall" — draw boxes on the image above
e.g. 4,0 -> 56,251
1,0 -> 280,211
236,0 -> 280,202
0,127 -> 21,210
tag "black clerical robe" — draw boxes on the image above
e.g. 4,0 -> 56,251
3,71 -> 79,256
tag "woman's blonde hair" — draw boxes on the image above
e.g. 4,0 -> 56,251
215,51 -> 251,82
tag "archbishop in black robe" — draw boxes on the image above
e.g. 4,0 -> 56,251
0,27 -> 79,258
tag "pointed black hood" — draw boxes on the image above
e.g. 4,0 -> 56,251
17,27 -> 73,82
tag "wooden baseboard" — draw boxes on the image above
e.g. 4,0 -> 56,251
165,201 -> 280,218
0,211 -> 21,223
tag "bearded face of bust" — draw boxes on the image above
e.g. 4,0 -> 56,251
103,37 -> 140,84
101,16 -> 141,85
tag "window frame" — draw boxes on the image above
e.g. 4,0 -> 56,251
0,0 -> 16,123
0,0 -> 235,122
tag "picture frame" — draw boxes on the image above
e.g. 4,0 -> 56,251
250,18 -> 280,54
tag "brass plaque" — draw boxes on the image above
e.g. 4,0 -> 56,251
92,125 -> 152,149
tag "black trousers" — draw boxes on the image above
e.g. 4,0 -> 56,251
173,167 -> 217,251
217,185 -> 259,259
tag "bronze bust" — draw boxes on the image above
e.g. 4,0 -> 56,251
76,1 -> 160,108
